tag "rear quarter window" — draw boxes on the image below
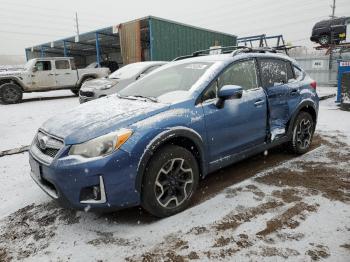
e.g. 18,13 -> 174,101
293,66 -> 304,81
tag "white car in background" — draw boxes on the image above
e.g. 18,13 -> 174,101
79,61 -> 167,103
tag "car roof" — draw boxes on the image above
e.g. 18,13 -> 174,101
127,61 -> 168,67
172,52 -> 295,64
315,16 -> 349,25
32,57 -> 74,60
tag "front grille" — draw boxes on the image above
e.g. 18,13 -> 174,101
79,90 -> 94,97
40,147 -> 59,158
31,131 -> 64,165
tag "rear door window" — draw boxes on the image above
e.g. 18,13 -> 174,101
258,59 -> 294,88
55,60 -> 70,70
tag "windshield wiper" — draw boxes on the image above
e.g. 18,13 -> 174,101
130,95 -> 158,103
117,94 -> 158,103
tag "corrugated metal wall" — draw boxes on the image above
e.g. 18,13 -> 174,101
149,17 -> 236,61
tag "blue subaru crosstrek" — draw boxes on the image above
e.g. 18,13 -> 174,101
29,47 -> 319,217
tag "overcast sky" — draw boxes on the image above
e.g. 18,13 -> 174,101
0,0 -> 349,57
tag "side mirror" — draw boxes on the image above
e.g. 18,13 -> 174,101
216,85 -> 243,108
32,66 -> 38,72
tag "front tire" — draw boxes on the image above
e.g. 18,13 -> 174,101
141,145 -> 199,217
288,112 -> 315,154
0,83 -> 23,104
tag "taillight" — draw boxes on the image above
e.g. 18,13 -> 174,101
310,81 -> 317,90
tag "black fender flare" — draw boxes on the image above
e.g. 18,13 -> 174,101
77,74 -> 97,87
0,77 -> 25,91
286,100 -> 318,137
135,127 -> 207,193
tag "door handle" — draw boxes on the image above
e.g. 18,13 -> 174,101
65,72 -> 71,75
48,73 -> 54,76
290,88 -> 299,95
254,99 -> 265,106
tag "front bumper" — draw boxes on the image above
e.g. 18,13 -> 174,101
79,95 -> 96,103
29,147 -> 141,211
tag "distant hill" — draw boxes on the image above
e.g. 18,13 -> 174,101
0,55 -> 26,66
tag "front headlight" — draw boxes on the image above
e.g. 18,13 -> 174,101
68,129 -> 132,158
99,84 -> 113,90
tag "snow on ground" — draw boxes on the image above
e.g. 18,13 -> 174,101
0,96 -> 349,261
316,86 -> 337,98
0,90 -> 78,151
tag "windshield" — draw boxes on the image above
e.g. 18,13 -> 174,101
109,63 -> 146,79
86,62 -> 97,68
119,62 -> 214,98
24,59 -> 36,70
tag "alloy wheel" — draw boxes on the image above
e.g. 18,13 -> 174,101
3,86 -> 20,102
154,158 -> 194,208
296,118 -> 313,150
319,36 -> 329,45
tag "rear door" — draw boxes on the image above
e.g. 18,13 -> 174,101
31,60 -> 56,90
258,58 -> 298,139
201,59 -> 267,162
54,59 -> 78,88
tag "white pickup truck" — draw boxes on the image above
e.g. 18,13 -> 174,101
0,57 -> 110,104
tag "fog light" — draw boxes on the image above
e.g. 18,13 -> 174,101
80,176 -> 106,204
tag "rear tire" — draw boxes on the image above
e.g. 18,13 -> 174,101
288,112 -> 315,154
0,83 -> 23,104
318,35 -> 330,46
141,145 -> 199,217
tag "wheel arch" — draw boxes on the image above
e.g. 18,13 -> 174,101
0,77 -> 25,91
135,127 -> 207,193
77,74 -> 97,87
287,101 -> 318,137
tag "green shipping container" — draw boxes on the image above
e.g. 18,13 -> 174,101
149,16 -> 237,61
26,16 -> 237,67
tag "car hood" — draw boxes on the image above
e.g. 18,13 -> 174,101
41,95 -> 169,145
0,70 -> 24,77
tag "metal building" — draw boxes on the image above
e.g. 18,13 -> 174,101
25,16 -> 236,68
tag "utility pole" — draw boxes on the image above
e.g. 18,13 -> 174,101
330,0 -> 336,19
329,0 -> 336,85
75,12 -> 80,42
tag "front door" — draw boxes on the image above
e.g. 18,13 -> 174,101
54,59 -> 77,87
201,59 -> 267,163
31,60 -> 56,89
